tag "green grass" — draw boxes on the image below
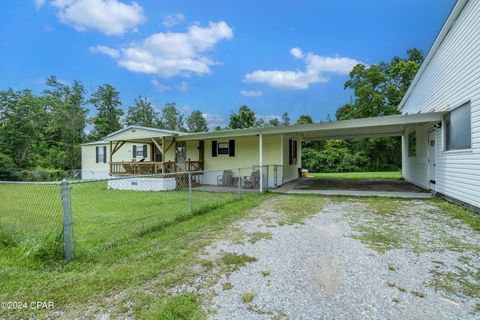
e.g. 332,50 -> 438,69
0,181 -> 272,319
241,292 -> 255,303
309,171 -> 402,180
221,253 -> 257,271
273,195 -> 326,225
248,231 -> 273,244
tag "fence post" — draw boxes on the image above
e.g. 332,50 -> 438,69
188,172 -> 193,214
266,165 -> 269,191
238,168 -> 241,197
61,179 -> 73,262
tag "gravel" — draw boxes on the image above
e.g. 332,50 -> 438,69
200,199 -> 480,320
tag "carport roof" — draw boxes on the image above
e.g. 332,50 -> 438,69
178,112 -> 444,141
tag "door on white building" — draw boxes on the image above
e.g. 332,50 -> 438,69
427,131 -> 436,190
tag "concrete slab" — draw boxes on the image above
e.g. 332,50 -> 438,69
285,189 -> 432,198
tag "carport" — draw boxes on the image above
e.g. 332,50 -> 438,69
262,112 -> 444,197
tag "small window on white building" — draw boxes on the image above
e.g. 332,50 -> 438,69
408,131 -> 416,156
96,146 -> 106,163
444,102 -> 471,151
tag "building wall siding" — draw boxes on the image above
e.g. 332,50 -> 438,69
402,0 -> 480,208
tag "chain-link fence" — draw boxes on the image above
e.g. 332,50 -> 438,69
0,181 -> 64,259
0,165 -> 283,261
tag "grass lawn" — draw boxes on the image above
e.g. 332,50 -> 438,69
309,171 -> 402,180
0,181 -> 271,319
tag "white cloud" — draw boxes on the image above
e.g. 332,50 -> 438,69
203,113 -> 225,129
94,21 -> 233,77
244,48 -> 363,90
51,0 -> 145,36
35,0 -> 46,9
176,81 -> 188,92
240,90 -> 263,97
290,47 -> 304,59
163,12 -> 185,28
89,45 -> 120,58
150,79 -> 170,92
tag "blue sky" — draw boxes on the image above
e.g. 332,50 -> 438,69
0,0 -> 455,128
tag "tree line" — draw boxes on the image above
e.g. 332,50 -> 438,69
0,49 -> 423,179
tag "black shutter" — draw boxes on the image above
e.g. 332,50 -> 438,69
143,145 -> 147,158
293,140 -> 297,164
229,140 -> 235,157
212,141 -> 217,157
133,145 -> 137,158
103,146 -> 107,163
288,139 -> 292,165
96,147 -> 99,163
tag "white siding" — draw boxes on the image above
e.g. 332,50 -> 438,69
402,0 -> 480,208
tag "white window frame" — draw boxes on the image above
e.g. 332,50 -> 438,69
217,142 -> 229,155
443,101 -> 472,152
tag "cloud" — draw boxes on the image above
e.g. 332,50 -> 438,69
240,90 -> 263,97
89,45 -> 120,58
35,0 -> 46,9
93,21 -> 233,77
256,114 -> 280,122
150,79 -> 170,92
163,12 -> 185,28
203,113 -> 225,129
176,81 -> 188,92
51,0 -> 145,36
244,48 -> 363,90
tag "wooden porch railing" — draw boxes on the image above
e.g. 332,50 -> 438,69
109,161 -> 177,175
110,160 -> 204,176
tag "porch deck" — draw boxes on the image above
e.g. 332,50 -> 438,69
109,160 -> 203,176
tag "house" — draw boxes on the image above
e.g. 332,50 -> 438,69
82,0 -> 479,210
400,0 -> 480,210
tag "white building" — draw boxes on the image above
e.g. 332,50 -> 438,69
401,0 -> 480,210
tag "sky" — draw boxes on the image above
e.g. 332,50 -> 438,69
0,0 -> 456,128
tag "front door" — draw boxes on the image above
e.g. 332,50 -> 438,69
427,131 -> 436,190
176,142 -> 186,171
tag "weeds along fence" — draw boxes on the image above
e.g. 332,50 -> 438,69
0,165 -> 283,262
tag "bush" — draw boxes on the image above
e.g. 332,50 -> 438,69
20,167 -> 67,181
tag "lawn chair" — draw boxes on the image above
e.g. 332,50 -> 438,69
217,170 -> 234,187
243,170 -> 260,189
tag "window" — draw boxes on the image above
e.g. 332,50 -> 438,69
408,131 -> 416,156
289,139 -> 297,165
217,142 -> 229,155
96,146 -> 106,163
444,102 -> 471,151
212,140 -> 235,157
132,145 -> 147,158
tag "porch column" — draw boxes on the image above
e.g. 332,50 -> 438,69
109,141 -> 113,175
259,133 -> 263,192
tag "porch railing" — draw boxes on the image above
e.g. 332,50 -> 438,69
109,161 -> 177,175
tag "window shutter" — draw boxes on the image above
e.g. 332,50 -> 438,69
212,141 -> 217,157
229,140 -> 235,157
288,139 -> 292,165
133,145 -> 137,158
103,146 -> 107,163
143,144 -> 147,158
96,147 -> 99,163
293,140 -> 297,164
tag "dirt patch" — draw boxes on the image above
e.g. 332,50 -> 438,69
295,178 -> 427,192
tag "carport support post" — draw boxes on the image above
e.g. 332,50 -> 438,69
238,168 -> 241,197
61,179 -> 72,262
259,133 -> 263,192
188,172 -> 192,214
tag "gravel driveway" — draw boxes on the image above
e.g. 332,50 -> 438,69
196,196 -> 480,320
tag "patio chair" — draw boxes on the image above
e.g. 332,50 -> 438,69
217,170 -> 234,187
243,170 -> 260,189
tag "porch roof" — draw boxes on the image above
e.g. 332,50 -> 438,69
177,112 -> 444,141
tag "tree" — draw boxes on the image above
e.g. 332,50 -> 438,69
296,115 -> 313,125
43,76 -> 88,171
229,105 -> 255,129
281,112 -> 290,126
268,118 -> 280,127
159,103 -> 185,131
186,110 -> 208,132
89,84 -> 123,140
125,97 -> 160,127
